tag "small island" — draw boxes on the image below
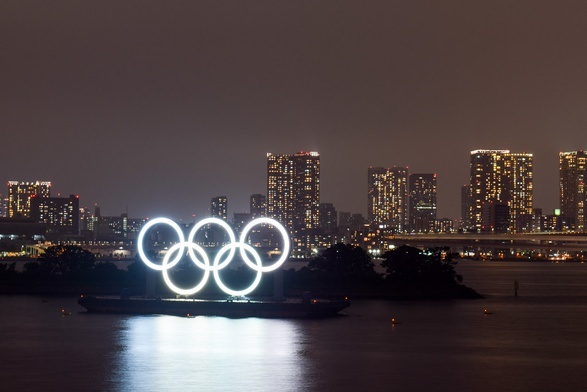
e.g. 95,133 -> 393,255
285,243 -> 482,300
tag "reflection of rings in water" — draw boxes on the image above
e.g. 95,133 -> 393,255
137,217 -> 290,296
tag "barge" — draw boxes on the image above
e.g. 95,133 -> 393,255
78,295 -> 350,319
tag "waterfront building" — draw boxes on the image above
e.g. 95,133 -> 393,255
559,151 -> 587,232
0,217 -> 47,255
210,196 -> 228,221
434,218 -> 455,233
481,201 -> 510,233
469,150 -> 533,233
94,212 -> 146,242
408,173 -> 437,233
95,213 -> 127,241
267,151 -> 320,255
7,181 -> 51,218
368,166 -> 408,232
540,209 -> 572,232
30,194 -> 79,239
79,206 -> 97,240
531,208 -> 543,232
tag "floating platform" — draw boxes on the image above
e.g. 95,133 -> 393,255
77,295 -> 350,319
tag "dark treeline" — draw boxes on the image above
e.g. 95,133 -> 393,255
287,243 -> 481,299
0,244 -> 482,299
0,245 -> 144,295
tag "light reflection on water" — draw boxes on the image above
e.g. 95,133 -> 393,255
114,316 -> 308,392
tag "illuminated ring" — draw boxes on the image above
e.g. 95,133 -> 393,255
212,243 -> 263,297
187,217 -> 236,270
137,217 -> 185,271
161,242 -> 211,296
137,216 -> 290,296
239,217 -> 290,272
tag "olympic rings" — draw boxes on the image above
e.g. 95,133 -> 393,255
137,217 -> 290,296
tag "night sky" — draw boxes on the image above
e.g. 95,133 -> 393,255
2,1 -> 587,222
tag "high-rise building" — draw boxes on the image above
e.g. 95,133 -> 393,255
367,166 -> 408,232
559,150 -> 587,232
319,203 -> 337,233
267,151 -> 320,254
250,194 -> 266,218
210,196 -> 228,221
0,193 -> 6,218
338,211 -> 351,229
267,154 -> 294,229
460,184 -> 471,230
7,181 -> 51,218
30,194 -> 79,239
368,167 -> 389,225
408,173 -> 437,233
469,150 -> 533,233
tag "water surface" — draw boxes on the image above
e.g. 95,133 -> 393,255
1,261 -> 586,391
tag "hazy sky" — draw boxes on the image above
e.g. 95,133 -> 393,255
2,1 -> 587,222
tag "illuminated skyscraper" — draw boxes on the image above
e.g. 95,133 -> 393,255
559,150 -> 587,232
210,196 -> 228,221
367,166 -> 408,232
368,167 -> 389,225
469,150 -> 533,233
30,194 -> 79,239
408,173 -> 437,233
267,151 -> 320,254
7,181 -> 51,218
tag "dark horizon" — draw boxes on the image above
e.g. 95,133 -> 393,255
3,1 -> 587,221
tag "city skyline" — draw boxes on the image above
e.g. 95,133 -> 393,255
0,149 -> 585,222
4,147 -> 584,226
3,1 -> 587,221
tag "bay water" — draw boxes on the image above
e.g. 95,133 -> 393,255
1,260 -> 586,391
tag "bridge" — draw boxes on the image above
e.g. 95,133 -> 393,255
386,233 -> 587,258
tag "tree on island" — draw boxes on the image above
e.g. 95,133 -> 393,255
381,245 -> 462,286
23,245 -> 125,286
36,245 -> 97,277
294,243 -> 382,295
